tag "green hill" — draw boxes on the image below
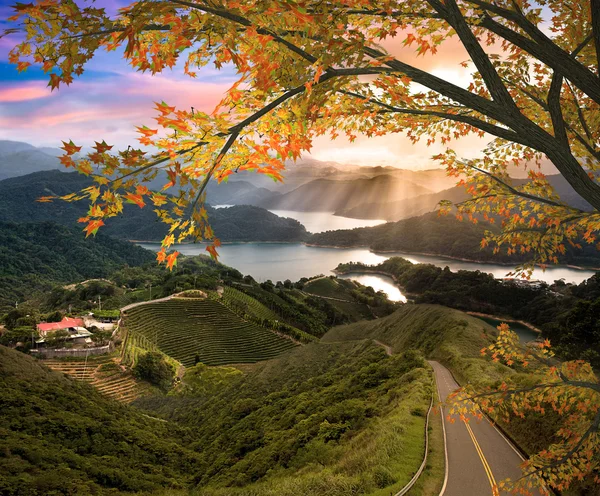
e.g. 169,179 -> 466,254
136,340 -> 433,496
323,304 -> 512,385
0,345 -> 198,495
0,221 -> 155,310
121,297 -> 298,367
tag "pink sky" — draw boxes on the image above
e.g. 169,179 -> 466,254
0,2 -> 503,170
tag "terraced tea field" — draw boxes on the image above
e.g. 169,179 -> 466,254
122,298 -> 297,367
219,286 -> 279,321
41,356 -> 152,403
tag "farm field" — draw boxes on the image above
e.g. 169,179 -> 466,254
121,297 -> 297,367
40,355 -> 153,403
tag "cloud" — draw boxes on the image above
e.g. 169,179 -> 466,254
0,70 -> 233,148
0,82 -> 50,102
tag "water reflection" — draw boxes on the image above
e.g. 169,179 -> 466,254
338,273 -> 407,302
138,242 -> 596,286
268,210 -> 386,233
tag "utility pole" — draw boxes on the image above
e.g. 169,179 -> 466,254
149,283 -> 152,300
99,295 -> 102,311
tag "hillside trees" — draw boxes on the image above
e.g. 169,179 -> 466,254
133,351 -> 175,391
3,0 -> 600,272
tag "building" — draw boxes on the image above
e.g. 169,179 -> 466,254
37,317 -> 85,337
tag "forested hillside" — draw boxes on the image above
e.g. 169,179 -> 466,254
136,341 -> 432,495
310,212 -> 600,266
0,171 -> 308,241
0,222 -> 154,310
0,346 -> 199,495
337,257 -> 600,367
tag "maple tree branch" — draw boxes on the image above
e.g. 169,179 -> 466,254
430,0 -> 519,114
169,0 -> 319,65
458,160 -> 585,212
64,24 -> 169,39
363,46 -> 503,121
519,410 -> 600,481
108,141 -> 207,185
339,89 -> 531,146
567,83 -> 594,142
477,14 -> 600,105
190,131 -> 239,211
589,0 -> 600,72
501,76 -> 600,162
465,380 -> 600,404
547,73 -> 568,147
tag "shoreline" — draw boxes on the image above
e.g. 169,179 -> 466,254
310,243 -> 600,272
333,268 -> 417,299
334,267 -> 544,335
132,239 -> 600,273
465,311 -> 543,334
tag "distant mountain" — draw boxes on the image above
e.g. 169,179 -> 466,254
0,140 -> 62,181
336,186 -> 468,221
336,174 -> 594,221
0,170 -> 308,242
204,180 -> 280,206
257,175 -> 433,212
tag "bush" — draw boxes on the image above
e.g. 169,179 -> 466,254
133,352 -> 175,391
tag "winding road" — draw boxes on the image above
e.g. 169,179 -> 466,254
428,360 -> 541,496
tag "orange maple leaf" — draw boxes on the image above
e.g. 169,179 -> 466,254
123,193 -> 145,208
83,219 -> 104,237
166,251 -> 179,270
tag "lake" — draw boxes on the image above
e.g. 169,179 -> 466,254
473,316 -> 540,344
137,242 -> 597,302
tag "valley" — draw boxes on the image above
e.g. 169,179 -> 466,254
0,141 -> 598,496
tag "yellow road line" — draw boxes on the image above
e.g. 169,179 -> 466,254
465,422 -> 497,493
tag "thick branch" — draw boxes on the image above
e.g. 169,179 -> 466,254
459,160 -> 585,212
478,14 -> 600,105
339,89 -> 531,146
548,74 -> 568,147
363,46 -> 503,121
430,0 -> 518,113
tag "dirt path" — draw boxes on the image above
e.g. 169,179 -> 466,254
373,339 -> 393,356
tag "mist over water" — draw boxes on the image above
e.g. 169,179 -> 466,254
213,207 -> 387,233
268,210 -> 386,233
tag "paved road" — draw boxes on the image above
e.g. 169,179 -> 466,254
428,360 -> 541,496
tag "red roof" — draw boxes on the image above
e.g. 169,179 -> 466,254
37,317 -> 85,333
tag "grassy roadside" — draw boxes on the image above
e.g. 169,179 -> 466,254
405,385 -> 445,496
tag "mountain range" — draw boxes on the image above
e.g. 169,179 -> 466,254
0,170 -> 308,242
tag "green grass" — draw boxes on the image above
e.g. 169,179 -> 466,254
304,277 -> 372,321
323,303 -> 516,386
122,298 -> 297,367
160,343 -> 435,496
